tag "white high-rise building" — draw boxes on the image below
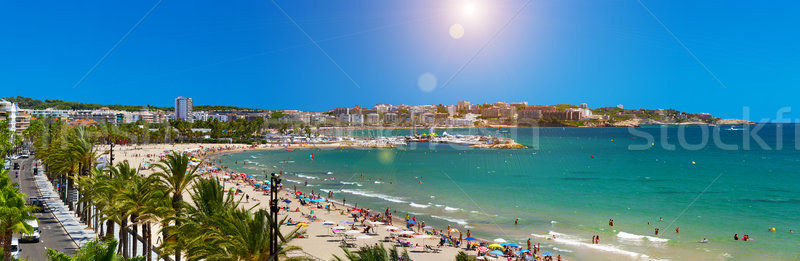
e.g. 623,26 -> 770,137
174,96 -> 193,122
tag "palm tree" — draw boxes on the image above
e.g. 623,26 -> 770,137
152,151 -> 202,261
332,244 -> 409,261
168,178 -> 305,261
0,172 -> 37,261
118,173 -> 164,258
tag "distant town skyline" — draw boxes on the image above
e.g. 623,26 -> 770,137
4,1 -> 800,121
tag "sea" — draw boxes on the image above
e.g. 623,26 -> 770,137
213,125 -> 800,260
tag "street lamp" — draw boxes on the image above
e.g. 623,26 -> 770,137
269,172 -> 282,260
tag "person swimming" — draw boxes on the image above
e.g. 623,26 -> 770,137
734,234 -> 739,240
698,238 -> 709,243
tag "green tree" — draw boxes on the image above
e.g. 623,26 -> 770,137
151,152 -> 202,261
332,244 -> 409,261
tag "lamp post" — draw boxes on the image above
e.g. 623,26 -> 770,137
268,172 -> 282,260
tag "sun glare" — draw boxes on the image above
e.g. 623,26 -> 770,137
464,3 -> 476,15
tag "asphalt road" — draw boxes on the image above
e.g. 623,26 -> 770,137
11,157 -> 79,260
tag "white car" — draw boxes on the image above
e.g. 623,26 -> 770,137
21,219 -> 39,242
10,237 -> 19,259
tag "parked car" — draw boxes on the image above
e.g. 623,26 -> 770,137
27,197 -> 47,213
20,219 -> 39,243
10,237 -> 20,259
13,162 -> 20,170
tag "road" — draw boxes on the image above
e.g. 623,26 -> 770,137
10,157 -> 80,260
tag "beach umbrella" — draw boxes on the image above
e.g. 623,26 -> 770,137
310,198 -> 325,202
398,231 -> 415,235
345,230 -> 361,234
405,220 -> 417,225
422,226 -> 433,229
356,235 -> 373,240
323,221 -> 336,225
295,223 -> 309,227
341,221 -> 355,224
476,246 -> 489,253
351,208 -> 362,212
488,244 -> 504,249
448,228 -> 459,233
541,252 -> 553,256
517,250 -> 531,254
254,183 -> 261,186
332,226 -> 347,230
489,250 -> 504,256
493,238 -> 507,243
384,226 -> 399,231
295,191 -> 303,194
369,221 -> 385,225
501,243 -> 520,248
464,237 -> 478,241
414,235 -> 433,239
282,199 -> 292,203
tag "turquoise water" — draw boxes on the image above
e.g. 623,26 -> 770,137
217,126 -> 800,260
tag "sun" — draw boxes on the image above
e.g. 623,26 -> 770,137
464,3 -> 477,16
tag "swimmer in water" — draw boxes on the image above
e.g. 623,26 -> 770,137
515,218 -> 519,225
698,238 -> 709,243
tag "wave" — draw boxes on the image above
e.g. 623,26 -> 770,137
430,215 -> 468,225
326,171 -> 334,175
297,174 -> 318,180
249,155 -> 257,159
617,231 -> 669,243
409,202 -> 430,208
333,189 -> 407,203
284,179 -> 302,184
243,160 -> 260,165
444,206 -> 460,212
340,181 -> 363,186
531,231 -> 650,259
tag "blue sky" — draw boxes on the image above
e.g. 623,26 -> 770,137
1,0 -> 799,121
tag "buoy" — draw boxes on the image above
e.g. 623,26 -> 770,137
611,139 -> 614,141
590,156 -> 594,159
692,161 -> 696,165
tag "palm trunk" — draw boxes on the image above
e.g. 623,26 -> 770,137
106,219 -> 114,239
173,194 -> 182,261
131,215 -> 139,257
2,231 -> 9,261
121,218 -> 130,259
146,223 -> 152,261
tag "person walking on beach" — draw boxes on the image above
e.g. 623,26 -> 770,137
592,235 -> 596,244
527,238 -> 531,250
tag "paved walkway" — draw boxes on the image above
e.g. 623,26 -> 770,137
34,170 -> 97,247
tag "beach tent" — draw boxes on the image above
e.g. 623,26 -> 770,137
489,250 -> 504,256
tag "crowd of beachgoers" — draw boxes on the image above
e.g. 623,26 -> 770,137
102,142 -> 562,260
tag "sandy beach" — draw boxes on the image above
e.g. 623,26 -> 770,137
99,143 -> 533,261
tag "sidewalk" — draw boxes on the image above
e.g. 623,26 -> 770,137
34,171 -> 97,247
